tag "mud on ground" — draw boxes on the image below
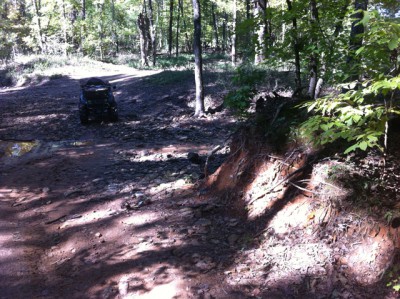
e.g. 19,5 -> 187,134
1,62 -> 400,299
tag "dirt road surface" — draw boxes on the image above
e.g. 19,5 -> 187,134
0,64 -> 242,299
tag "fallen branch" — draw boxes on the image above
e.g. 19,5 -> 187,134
204,145 -> 222,177
45,214 -> 67,225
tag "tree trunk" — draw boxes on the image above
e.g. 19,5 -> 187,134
222,11 -> 227,52
32,0 -> 45,53
254,0 -> 267,64
80,0 -> 86,54
347,0 -> 368,82
333,0 -> 350,37
111,0 -> 119,55
61,0 -> 68,56
168,0 -> 174,56
211,3 -> 219,50
286,0 -> 302,93
308,0 -> 319,99
175,0 -> 181,56
148,0 -> 157,65
192,0 -> 205,117
246,0 -> 251,19
231,0 -> 237,65
178,0 -> 190,52
138,13 -> 150,66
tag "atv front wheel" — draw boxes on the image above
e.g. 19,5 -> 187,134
79,106 -> 89,124
108,107 -> 118,122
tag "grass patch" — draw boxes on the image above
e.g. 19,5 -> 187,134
143,69 -> 193,86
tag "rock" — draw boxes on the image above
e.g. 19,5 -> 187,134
95,232 -> 102,238
42,187 -> 50,193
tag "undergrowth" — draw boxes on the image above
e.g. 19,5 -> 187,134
0,55 -> 101,87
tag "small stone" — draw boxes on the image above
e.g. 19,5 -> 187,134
95,232 -> 102,238
42,187 -> 50,193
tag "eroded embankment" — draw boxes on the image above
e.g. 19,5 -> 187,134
203,107 -> 400,297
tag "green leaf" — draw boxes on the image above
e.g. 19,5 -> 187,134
393,284 -> 400,292
344,143 -> 358,154
388,38 -> 399,51
359,141 -> 368,151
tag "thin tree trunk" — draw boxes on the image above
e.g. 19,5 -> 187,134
222,11 -> 227,52
80,0 -> 86,54
148,0 -> 157,65
32,0 -> 45,53
211,3 -> 219,50
286,0 -> 302,93
333,0 -> 350,37
231,0 -> 237,65
179,0 -> 190,52
347,0 -> 368,82
61,0 -> 68,56
111,0 -> 119,55
308,0 -> 319,99
138,13 -> 149,66
192,0 -> 205,117
254,0 -> 267,64
168,0 -> 174,56
175,0 -> 181,56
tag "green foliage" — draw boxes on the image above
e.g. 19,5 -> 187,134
386,264 -> 400,292
224,63 -> 265,115
300,76 -> 400,154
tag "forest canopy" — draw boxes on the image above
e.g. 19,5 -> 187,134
1,0 -> 400,153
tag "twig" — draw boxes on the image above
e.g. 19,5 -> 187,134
288,181 -> 315,193
297,178 -> 341,190
45,214 -> 67,225
249,165 -> 308,205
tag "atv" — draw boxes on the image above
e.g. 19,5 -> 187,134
79,77 -> 118,124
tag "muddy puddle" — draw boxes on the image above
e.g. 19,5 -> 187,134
0,140 -> 93,159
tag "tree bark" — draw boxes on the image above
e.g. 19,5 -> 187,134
222,11 -> 227,52
175,0 -> 181,56
333,0 -> 350,37
308,0 -> 319,99
138,13 -> 150,66
286,0 -> 302,93
61,0 -> 68,56
178,0 -> 191,52
254,0 -> 267,64
80,0 -> 86,54
32,0 -> 45,53
231,0 -> 237,65
347,0 -> 368,82
148,0 -> 157,65
111,0 -> 119,55
192,0 -> 205,117
168,0 -> 174,56
211,3 -> 219,50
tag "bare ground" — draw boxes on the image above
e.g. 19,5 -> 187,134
1,62 -> 400,299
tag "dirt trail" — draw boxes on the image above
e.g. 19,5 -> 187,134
0,65 -> 238,298
2,64 -> 399,299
